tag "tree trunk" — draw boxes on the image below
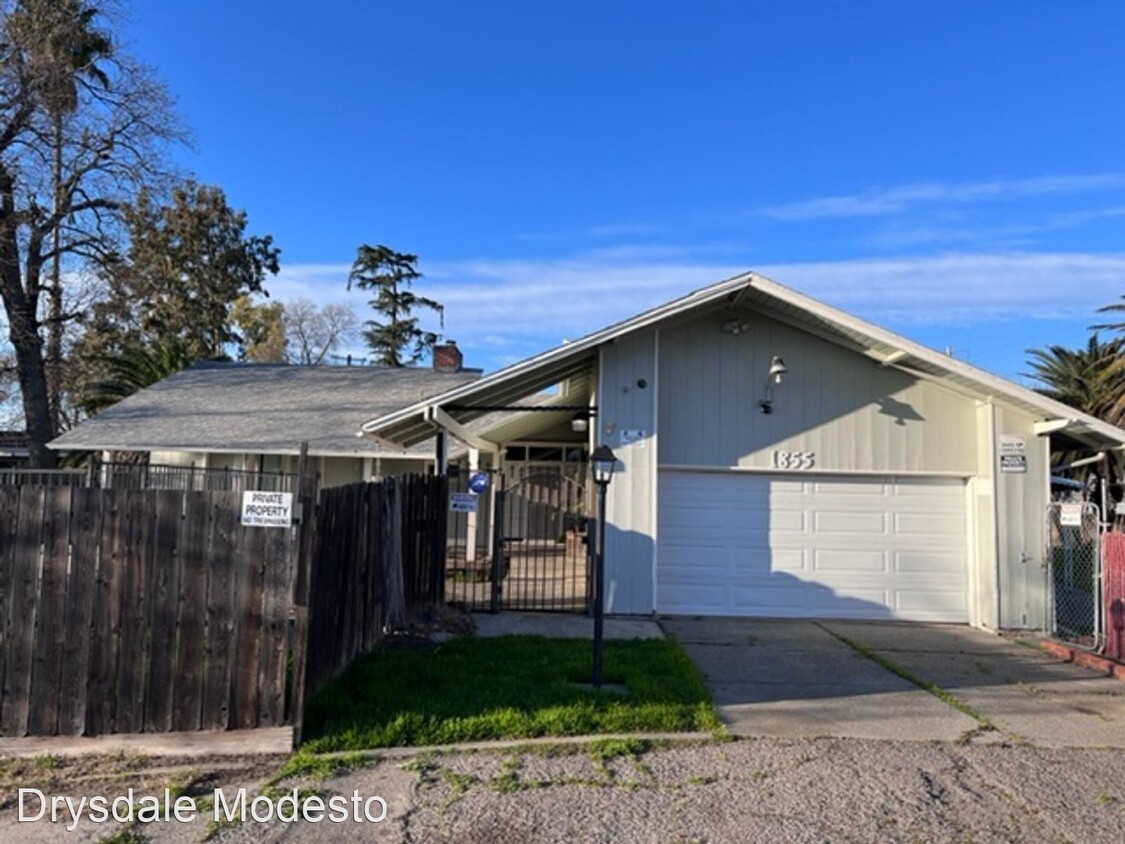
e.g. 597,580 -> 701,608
46,117 -> 63,430
10,321 -> 55,467
0,167 -> 56,468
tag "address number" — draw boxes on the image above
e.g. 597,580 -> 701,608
772,450 -> 815,470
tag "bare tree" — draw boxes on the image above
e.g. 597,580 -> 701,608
0,0 -> 183,465
285,297 -> 358,365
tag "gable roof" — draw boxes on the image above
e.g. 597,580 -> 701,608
49,362 -> 481,458
361,271 -> 1125,451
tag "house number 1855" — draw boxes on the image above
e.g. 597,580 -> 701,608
772,450 -> 815,470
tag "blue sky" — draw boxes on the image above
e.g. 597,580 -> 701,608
123,1 -> 1125,382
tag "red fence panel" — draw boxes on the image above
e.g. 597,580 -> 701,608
1104,532 -> 1125,662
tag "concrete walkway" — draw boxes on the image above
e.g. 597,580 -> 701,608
472,611 -> 664,640
662,617 -> 1125,747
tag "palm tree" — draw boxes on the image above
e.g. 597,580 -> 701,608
10,0 -> 113,429
1025,334 -> 1124,424
81,340 -> 195,415
1094,295 -> 1125,334
1025,334 -> 1125,501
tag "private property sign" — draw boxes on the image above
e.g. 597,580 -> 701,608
241,491 -> 293,527
999,435 -> 1028,474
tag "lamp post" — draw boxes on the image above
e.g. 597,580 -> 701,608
590,444 -> 617,689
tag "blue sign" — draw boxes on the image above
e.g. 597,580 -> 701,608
468,471 -> 490,495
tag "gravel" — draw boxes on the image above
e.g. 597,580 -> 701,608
392,737 -> 1125,844
5,737 -> 1125,842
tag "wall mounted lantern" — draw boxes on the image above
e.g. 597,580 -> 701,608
759,355 -> 788,414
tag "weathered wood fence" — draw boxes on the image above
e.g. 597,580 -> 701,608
301,475 -> 447,699
0,470 -> 448,741
0,486 -> 294,737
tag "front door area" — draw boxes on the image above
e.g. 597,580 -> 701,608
445,444 -> 591,613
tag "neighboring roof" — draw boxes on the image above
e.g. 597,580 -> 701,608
0,430 -> 28,457
362,271 -> 1125,451
49,362 -> 481,457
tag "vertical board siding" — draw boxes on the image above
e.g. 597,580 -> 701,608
598,335 -> 658,614
657,313 -> 978,473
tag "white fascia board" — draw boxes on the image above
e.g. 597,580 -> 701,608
1033,419 -> 1075,436
877,350 -> 908,367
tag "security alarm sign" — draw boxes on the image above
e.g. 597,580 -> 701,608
999,435 -> 1027,474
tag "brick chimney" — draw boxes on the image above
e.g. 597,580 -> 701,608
432,340 -> 463,371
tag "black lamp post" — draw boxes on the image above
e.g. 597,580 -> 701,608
590,443 -> 617,689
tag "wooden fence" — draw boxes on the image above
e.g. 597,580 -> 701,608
0,470 -> 449,740
301,474 -> 447,699
0,486 -> 296,737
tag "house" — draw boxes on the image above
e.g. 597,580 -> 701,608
0,430 -> 29,468
361,272 -> 1125,630
48,343 -> 482,486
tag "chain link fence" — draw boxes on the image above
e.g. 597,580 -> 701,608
1046,501 -> 1102,651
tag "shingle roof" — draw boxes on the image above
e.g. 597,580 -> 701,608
48,362 -> 481,457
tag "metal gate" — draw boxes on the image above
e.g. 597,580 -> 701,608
444,467 -> 591,613
1046,501 -> 1103,651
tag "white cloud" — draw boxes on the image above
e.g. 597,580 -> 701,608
761,174 -> 1125,221
756,252 -> 1125,325
269,249 -> 1125,371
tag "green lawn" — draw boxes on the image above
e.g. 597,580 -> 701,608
301,635 -> 721,751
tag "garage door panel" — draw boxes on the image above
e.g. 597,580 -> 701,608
769,510 -> 806,532
895,590 -> 967,620
812,586 -> 892,614
813,549 -> 889,572
768,548 -> 807,572
894,512 -> 964,536
895,550 -> 963,573
657,471 -> 968,622
814,510 -> 887,533
811,480 -> 889,496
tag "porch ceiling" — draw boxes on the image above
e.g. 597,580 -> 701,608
364,353 -> 598,448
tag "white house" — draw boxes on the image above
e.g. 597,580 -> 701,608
361,272 -> 1125,631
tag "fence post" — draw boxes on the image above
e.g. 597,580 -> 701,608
433,473 -> 448,604
287,442 -> 315,748
490,479 -> 505,614
383,478 -> 406,633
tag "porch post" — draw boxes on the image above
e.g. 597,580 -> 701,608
435,430 -> 448,474
466,447 -> 480,564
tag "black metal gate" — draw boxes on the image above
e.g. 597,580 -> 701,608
444,466 -> 591,613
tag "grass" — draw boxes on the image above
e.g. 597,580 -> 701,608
301,635 -> 720,751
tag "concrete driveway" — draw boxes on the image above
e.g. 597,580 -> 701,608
661,617 -> 1125,748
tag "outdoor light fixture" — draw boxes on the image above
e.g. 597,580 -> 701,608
721,318 -> 751,336
589,443 -> 617,689
591,444 -> 617,487
571,412 -> 590,433
760,355 -> 788,414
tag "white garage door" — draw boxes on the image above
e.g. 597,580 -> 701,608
656,472 -> 969,622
